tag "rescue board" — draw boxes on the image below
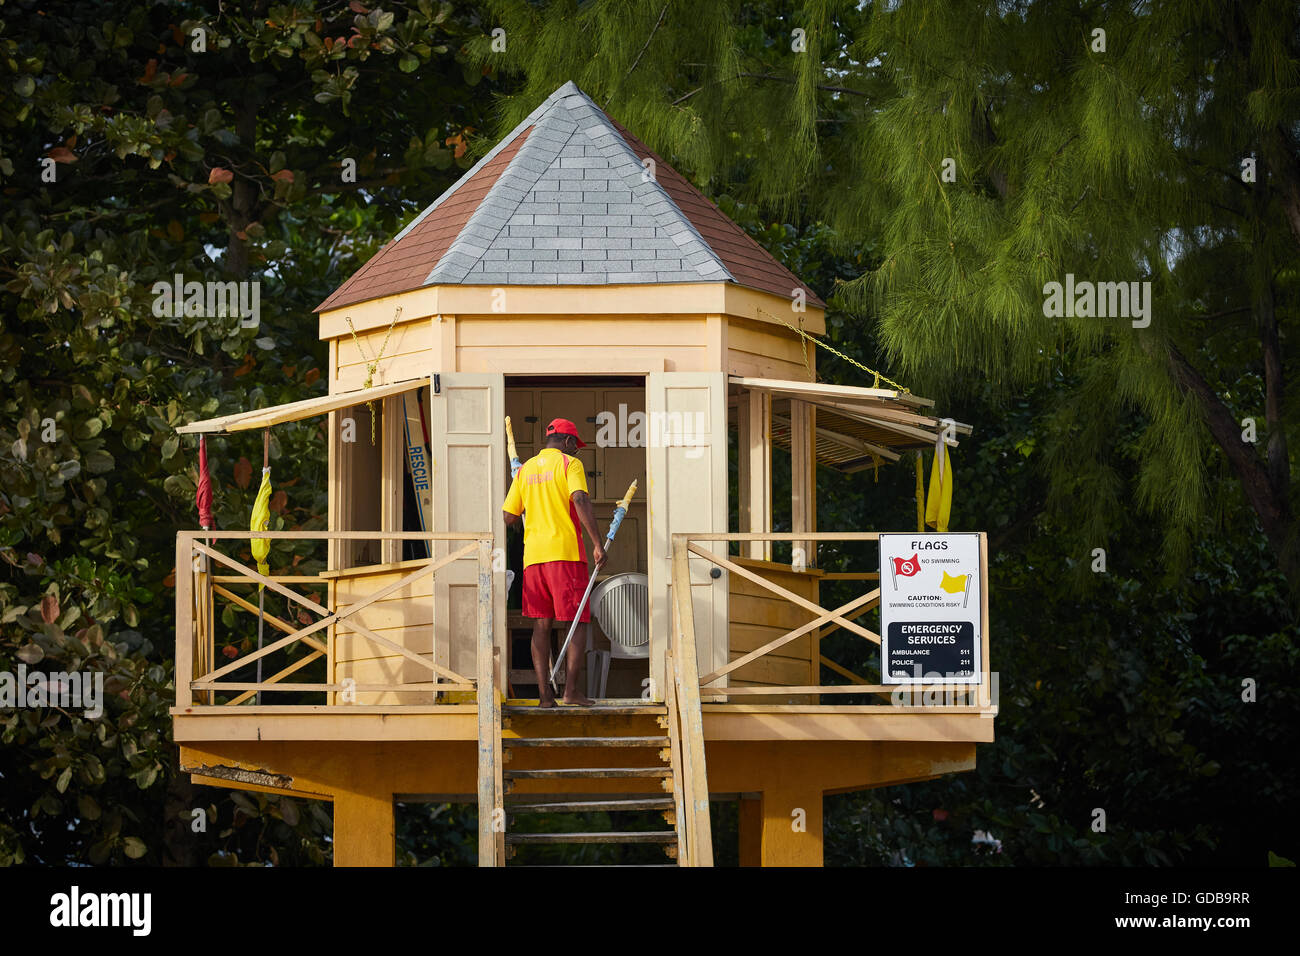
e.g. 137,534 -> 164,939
402,387 -> 432,532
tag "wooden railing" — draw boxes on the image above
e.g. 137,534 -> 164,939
174,530 -> 495,707
674,532 -> 994,712
668,537 -> 714,866
176,530 -> 505,865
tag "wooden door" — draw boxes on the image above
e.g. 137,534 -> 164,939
646,372 -> 728,699
428,373 -> 507,691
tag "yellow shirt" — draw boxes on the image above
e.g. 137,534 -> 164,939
502,448 -> 589,567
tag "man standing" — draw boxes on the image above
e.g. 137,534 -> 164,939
502,418 -> 607,707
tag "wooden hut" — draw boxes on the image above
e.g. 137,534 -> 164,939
172,82 -> 995,867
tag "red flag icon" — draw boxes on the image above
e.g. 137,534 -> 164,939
893,554 -> 921,577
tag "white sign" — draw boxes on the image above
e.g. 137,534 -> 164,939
879,533 -> 983,684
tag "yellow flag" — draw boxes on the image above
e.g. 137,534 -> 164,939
940,571 -> 968,594
250,466 -> 272,587
925,445 -> 953,532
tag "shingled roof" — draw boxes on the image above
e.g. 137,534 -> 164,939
317,81 -> 825,312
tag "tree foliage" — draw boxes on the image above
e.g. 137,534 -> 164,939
1,0 -> 1295,870
0,0 -> 498,865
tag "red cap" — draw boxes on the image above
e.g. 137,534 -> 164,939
545,418 -> 587,448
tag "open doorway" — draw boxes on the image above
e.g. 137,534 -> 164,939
503,374 -> 650,700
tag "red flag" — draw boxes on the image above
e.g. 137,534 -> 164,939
892,553 -> 921,577
196,435 -> 214,530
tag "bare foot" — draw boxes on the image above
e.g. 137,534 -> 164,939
538,696 -> 557,708
560,693 -> 595,706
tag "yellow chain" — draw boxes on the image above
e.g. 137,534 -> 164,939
758,308 -> 911,393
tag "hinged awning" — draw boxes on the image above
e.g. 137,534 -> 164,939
730,375 -> 972,472
176,377 -> 432,435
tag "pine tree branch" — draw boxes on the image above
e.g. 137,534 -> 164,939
1163,343 -> 1294,582
671,72 -> 870,107
1255,278 -> 1288,504
626,3 -> 670,78
1261,123 -> 1300,249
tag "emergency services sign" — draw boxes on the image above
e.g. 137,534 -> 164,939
879,533 -> 983,684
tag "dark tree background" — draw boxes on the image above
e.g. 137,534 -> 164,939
1,0 -> 1295,866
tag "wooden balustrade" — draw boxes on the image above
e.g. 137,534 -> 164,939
174,530 -> 494,709
673,532 -> 994,712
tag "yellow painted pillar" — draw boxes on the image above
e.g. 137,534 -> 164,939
760,787 -> 823,867
333,789 -> 395,867
739,796 -> 762,867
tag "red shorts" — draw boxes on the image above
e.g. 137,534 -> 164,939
522,560 -> 591,622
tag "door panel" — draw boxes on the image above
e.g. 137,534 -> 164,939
646,372 -> 727,698
540,389 -> 597,486
428,373 -> 506,694
599,387 -> 645,502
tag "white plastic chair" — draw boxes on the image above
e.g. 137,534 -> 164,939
586,572 -> 650,699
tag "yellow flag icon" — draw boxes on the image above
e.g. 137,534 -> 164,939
940,571 -> 968,594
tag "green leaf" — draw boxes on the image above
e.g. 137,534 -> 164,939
399,54 -> 419,73
85,450 -> 115,473
56,766 -> 72,793
122,836 -> 147,859
78,794 -> 102,821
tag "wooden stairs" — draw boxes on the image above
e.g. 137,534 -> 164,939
500,702 -> 681,865
476,549 -> 713,866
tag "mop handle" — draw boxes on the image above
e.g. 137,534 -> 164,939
505,416 -> 521,475
549,481 -> 638,690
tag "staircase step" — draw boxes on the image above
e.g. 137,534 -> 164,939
503,703 -> 666,716
506,831 -> 677,845
506,797 -> 675,814
504,767 -> 672,780
503,736 -> 666,748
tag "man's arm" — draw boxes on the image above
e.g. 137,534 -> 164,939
570,491 -> 606,568
503,510 -> 519,527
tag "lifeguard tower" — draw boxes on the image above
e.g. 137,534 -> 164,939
172,82 -> 995,866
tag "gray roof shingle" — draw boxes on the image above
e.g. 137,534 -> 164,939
318,81 -> 825,310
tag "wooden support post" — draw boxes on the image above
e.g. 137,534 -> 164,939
328,409 -> 344,571
333,789 -> 395,867
492,646 -> 505,867
739,795 -> 762,867
745,390 -> 771,561
979,532 -> 991,710
671,538 -> 714,865
476,537 -> 499,867
759,786 -> 823,867
380,396 -> 402,565
808,404 -> 816,548
737,394 -> 750,540
174,534 -> 193,709
791,398 -> 811,569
